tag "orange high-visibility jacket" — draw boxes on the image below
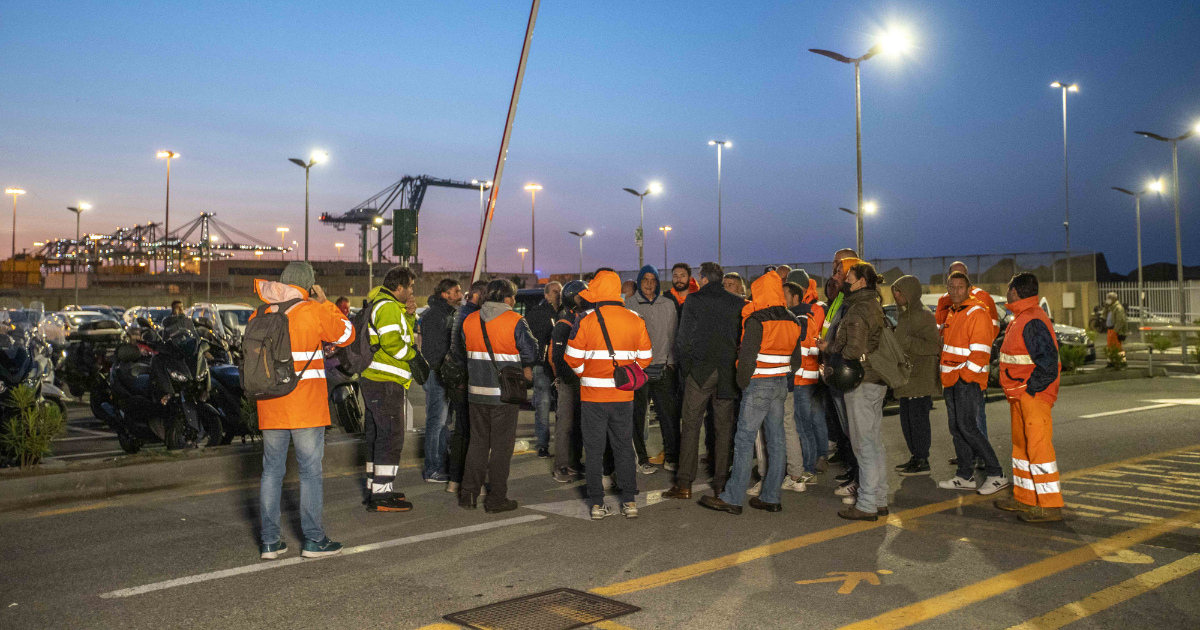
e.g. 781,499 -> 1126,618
794,280 -> 826,386
939,295 -> 996,390
937,287 -> 999,336
462,309 -> 525,405
737,273 -> 803,387
999,296 -> 1061,404
252,280 -> 356,430
564,271 -> 653,403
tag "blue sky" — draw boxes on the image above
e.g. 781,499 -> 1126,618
2,1 -> 1198,276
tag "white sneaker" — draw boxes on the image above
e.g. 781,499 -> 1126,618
834,481 -> 858,496
938,476 -> 978,491
746,481 -> 762,497
781,477 -> 807,493
591,504 -> 615,520
977,476 -> 1011,495
842,495 -> 858,505
797,472 -> 817,485
622,502 -> 638,519
637,463 -> 658,475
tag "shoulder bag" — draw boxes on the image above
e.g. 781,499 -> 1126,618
479,315 -> 528,404
594,306 -> 647,391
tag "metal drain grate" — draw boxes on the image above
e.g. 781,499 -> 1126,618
444,588 -> 640,630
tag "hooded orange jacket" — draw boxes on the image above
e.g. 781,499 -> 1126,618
939,295 -> 996,390
794,279 -> 826,386
563,271 -> 653,403
252,280 -> 356,430
736,273 -> 804,389
937,287 -> 999,336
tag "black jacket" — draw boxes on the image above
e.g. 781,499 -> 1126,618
449,300 -> 482,372
419,294 -> 456,372
1023,318 -> 1059,396
550,310 -> 579,384
673,281 -> 746,399
526,298 -> 558,369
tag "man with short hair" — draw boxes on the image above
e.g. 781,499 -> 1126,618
446,280 -> 488,493
256,262 -> 355,560
723,272 -> 746,298
335,297 -> 350,317
460,279 -> 539,512
935,261 -> 999,448
776,265 -> 792,281
622,279 -> 637,299
666,263 -> 697,316
629,265 -> 680,473
419,278 -> 462,483
937,271 -> 1007,495
362,266 -> 419,512
665,262 -> 746,499
526,281 -> 561,458
996,272 -> 1063,522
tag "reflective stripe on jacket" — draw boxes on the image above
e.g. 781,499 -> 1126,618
999,296 -> 1061,404
362,286 -> 417,387
252,280 -> 355,430
937,287 -> 999,335
564,271 -> 653,403
736,273 -> 803,388
939,296 -> 996,390
463,309 -> 525,405
794,282 -> 826,386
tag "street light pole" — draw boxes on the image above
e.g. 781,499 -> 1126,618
659,226 -> 671,271
518,248 -> 528,274
623,183 -> 662,268
157,151 -> 178,273
1136,127 -> 1197,325
474,180 -> 493,272
6,188 -> 25,265
707,141 -> 731,264
276,227 -> 289,261
1113,181 -> 1162,342
568,230 -> 592,280
289,151 -> 327,262
66,203 -> 91,307
524,184 -> 542,277
838,202 -> 876,258
1050,83 -> 1078,282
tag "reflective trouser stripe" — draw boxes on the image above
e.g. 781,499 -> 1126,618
1009,394 -> 1063,508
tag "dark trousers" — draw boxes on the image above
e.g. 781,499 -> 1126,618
553,380 -> 583,470
899,396 -> 933,459
447,385 -> 470,483
462,403 -> 519,507
944,381 -> 1002,478
678,371 -> 737,493
361,378 -> 406,497
582,401 -> 637,506
633,366 -> 681,462
825,387 -> 856,476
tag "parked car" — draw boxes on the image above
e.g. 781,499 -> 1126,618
514,287 -> 545,316
1123,305 -> 1173,327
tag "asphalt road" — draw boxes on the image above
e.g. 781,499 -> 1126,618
5,376 -> 1200,629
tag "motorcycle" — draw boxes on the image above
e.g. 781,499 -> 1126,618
60,318 -> 126,424
194,316 -> 253,444
0,330 -> 65,422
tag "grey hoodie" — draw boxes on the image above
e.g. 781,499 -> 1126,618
890,275 -> 941,398
628,266 -> 676,366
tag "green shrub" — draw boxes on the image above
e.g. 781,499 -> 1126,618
1104,345 -> 1127,370
1149,333 -> 1175,353
1060,344 -> 1088,373
0,385 -> 66,468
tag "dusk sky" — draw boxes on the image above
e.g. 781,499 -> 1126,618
3,1 -> 1199,277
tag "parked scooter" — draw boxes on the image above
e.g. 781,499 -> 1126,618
0,330 -> 63,420
60,318 -> 125,424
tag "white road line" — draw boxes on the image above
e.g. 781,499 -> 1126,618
1079,403 -> 1177,419
54,435 -> 117,442
54,450 -> 126,459
66,426 -> 118,437
98,514 -> 545,599
525,484 -> 711,520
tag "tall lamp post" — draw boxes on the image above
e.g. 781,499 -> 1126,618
276,227 -> 289,261
810,29 -> 910,258
568,229 -> 592,280
838,202 -> 877,258
1112,180 -> 1163,341
473,179 -> 493,271
6,188 -> 25,269
518,248 -> 529,274
66,203 -> 91,307
622,182 -> 662,268
156,151 -> 178,273
524,184 -> 542,277
288,150 -> 327,262
1136,125 -> 1198,325
1049,82 -> 1079,282
706,141 -> 731,264
658,226 -> 671,270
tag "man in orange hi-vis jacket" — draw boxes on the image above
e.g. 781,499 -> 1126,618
996,272 -> 1064,522
564,269 -> 653,521
935,261 -> 1000,448
255,263 -> 355,561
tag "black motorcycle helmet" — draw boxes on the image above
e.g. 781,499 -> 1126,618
561,280 -> 588,311
824,353 -> 865,392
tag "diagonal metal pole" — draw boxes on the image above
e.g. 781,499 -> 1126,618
471,0 -> 541,283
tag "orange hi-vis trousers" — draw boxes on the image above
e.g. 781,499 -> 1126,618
1010,394 -> 1063,508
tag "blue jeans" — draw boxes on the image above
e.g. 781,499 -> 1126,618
531,366 -> 552,450
793,385 -> 827,474
260,427 -> 325,545
422,370 -> 450,478
721,377 -> 788,506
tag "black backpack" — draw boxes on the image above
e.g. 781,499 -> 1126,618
335,299 -> 383,377
242,299 -> 316,401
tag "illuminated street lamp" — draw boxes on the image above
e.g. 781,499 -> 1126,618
524,184 -> 542,277
568,229 -> 593,280
288,150 -> 327,262
1049,82 -> 1079,281
622,182 -> 662,269
838,202 -> 877,258
276,227 -> 289,261
156,151 -> 178,273
6,188 -> 25,262
1135,125 -> 1198,325
706,141 -> 732,264
292,241 -> 299,261
518,247 -> 529,274
810,28 -> 911,258
473,179 -> 493,271
66,203 -> 92,306
1112,180 -> 1163,340
335,242 -> 345,260
658,226 -> 671,271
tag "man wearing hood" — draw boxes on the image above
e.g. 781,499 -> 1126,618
254,262 -> 355,560
701,272 -> 804,515
890,275 -> 941,476
629,264 -> 680,473
564,270 -> 653,519
459,279 -> 539,513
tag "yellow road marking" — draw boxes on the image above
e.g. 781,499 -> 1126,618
1006,554 -> 1200,630
35,502 -> 114,517
590,444 -> 1200,598
836,508 -> 1200,630
796,570 -> 893,594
